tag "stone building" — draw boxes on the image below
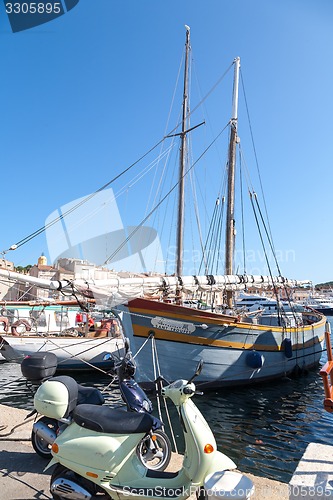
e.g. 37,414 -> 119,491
0,258 -> 17,301
26,254 -> 58,301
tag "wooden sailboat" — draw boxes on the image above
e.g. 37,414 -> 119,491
0,28 -> 325,384
115,28 -> 326,388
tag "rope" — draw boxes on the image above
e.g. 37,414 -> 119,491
12,136 -> 169,251
5,62 -> 234,256
0,415 -> 35,439
42,337 -> 123,374
151,336 -> 178,453
104,121 -> 231,265
239,151 -> 247,275
249,192 -> 283,325
151,338 -> 163,429
0,469 -> 51,498
132,335 -> 152,359
240,68 -> 274,246
252,193 -> 299,322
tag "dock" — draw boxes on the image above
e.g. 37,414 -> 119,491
0,403 -> 289,499
289,443 -> 333,498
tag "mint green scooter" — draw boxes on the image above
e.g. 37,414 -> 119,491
35,362 -> 254,500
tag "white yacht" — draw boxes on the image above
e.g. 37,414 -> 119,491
235,293 -> 302,313
303,294 -> 333,315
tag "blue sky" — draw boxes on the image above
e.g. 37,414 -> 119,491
0,0 -> 332,285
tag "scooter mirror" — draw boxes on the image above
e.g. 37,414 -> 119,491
187,359 -> 204,383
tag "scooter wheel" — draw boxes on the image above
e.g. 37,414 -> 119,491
137,429 -> 172,471
31,416 -> 58,459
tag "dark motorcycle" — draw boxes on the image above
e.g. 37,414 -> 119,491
109,339 -> 172,471
21,343 -> 171,471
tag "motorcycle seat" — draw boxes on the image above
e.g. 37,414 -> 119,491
73,404 -> 155,434
77,384 -> 105,406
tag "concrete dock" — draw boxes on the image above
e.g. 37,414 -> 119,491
0,403 -> 289,499
289,442 -> 333,498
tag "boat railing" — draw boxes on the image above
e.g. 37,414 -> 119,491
319,322 -> 333,412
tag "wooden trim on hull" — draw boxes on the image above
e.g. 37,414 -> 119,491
128,298 -> 326,334
131,324 -> 325,352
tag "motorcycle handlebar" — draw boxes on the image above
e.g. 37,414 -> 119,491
154,375 -> 170,386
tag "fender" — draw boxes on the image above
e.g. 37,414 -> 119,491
205,450 -> 236,475
11,319 -> 32,336
43,456 -> 58,472
0,317 -> 9,333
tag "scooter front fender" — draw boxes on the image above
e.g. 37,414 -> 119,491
206,450 -> 236,475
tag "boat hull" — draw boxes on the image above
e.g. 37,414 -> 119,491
120,298 -> 326,389
0,334 -> 124,371
310,307 -> 333,316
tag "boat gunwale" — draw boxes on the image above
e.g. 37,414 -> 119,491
127,298 -> 326,334
130,323 -> 325,351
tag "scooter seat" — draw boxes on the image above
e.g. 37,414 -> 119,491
73,404 -> 154,434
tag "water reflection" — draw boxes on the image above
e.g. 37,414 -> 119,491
195,369 -> 333,482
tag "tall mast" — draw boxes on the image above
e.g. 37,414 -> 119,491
176,25 -> 190,276
225,57 -> 240,308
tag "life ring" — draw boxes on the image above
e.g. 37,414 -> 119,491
0,317 -> 9,333
11,319 -> 32,336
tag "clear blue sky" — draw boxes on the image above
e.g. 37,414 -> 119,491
0,0 -> 332,285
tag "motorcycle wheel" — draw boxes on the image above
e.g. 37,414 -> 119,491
31,416 -> 58,459
136,429 -> 172,471
51,464 -> 109,499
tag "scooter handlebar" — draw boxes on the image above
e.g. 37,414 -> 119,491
183,386 -> 195,395
182,387 -> 203,396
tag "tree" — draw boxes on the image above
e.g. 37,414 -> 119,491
15,265 -> 32,273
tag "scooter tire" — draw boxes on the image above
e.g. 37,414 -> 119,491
137,429 -> 172,471
31,416 -> 58,459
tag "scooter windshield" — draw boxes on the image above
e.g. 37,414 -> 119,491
168,380 -> 183,389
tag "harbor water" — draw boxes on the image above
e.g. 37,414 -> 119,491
1,318 -> 332,484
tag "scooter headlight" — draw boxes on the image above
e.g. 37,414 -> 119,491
142,399 -> 152,412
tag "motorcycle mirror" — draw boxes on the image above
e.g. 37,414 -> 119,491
124,337 -> 130,353
103,353 -> 113,361
187,359 -> 203,384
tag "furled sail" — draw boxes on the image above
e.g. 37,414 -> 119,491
0,267 -> 311,304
